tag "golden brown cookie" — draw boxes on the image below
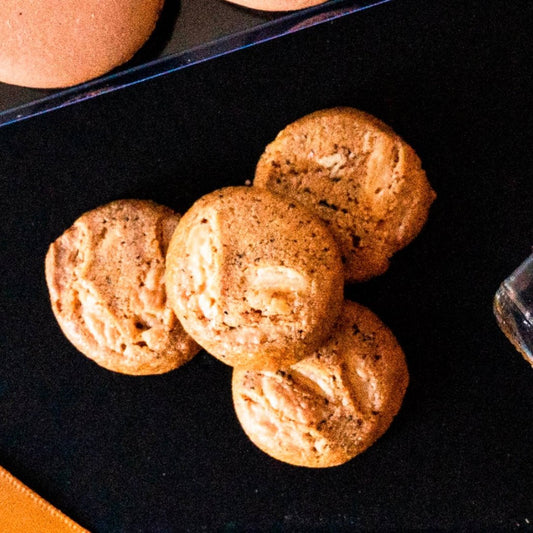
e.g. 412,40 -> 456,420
45,199 -> 200,375
165,186 -> 344,370
0,0 -> 164,88
232,300 -> 409,467
254,107 -> 436,282
224,0 -> 328,11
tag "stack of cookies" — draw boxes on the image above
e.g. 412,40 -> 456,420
46,107 -> 435,467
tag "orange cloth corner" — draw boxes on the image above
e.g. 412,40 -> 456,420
0,465 -> 89,533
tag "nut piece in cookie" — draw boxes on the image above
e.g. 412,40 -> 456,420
224,0 -> 328,11
45,199 -> 200,375
254,107 -> 436,282
0,0 -> 164,88
232,300 -> 409,467
165,186 -> 344,370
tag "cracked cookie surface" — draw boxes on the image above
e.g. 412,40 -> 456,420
165,186 -> 344,370
254,107 -> 436,282
45,199 -> 200,375
232,300 -> 409,467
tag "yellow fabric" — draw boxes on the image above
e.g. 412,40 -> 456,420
0,465 -> 89,533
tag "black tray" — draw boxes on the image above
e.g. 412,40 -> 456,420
1,0 -> 532,530
0,0 -> 388,127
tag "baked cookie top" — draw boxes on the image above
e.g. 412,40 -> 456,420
224,0 -> 328,11
45,199 -> 200,375
232,300 -> 409,467
0,0 -> 164,88
254,107 -> 436,282
165,186 -> 344,370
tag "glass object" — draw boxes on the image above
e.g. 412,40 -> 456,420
494,252 -> 533,365
0,0 -> 390,128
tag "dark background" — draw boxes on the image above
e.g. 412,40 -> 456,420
1,0 -> 532,530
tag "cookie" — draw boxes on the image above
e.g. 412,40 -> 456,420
254,107 -> 436,282
165,186 -> 344,370
224,0 -> 328,11
232,300 -> 409,467
0,0 -> 164,88
45,199 -> 200,375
